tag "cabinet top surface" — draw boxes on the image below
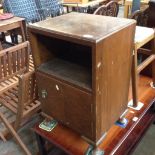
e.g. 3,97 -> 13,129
28,13 -> 135,43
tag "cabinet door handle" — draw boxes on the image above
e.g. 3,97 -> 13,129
41,90 -> 48,99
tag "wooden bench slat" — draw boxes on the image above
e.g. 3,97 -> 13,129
0,98 -> 17,114
8,52 -> 13,75
0,58 -> 2,79
4,91 -> 18,104
1,93 -> 18,109
2,55 -> 7,77
23,101 -> 41,117
12,51 -> 17,73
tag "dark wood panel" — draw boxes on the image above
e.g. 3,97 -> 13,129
37,71 -> 93,140
37,72 -> 66,121
28,13 -> 135,43
94,24 -> 136,141
29,13 -> 136,144
64,83 -> 93,140
37,58 -> 92,92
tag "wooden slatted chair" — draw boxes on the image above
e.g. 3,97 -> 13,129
0,70 -> 40,130
0,41 -> 38,155
0,41 -> 30,94
15,71 -> 41,130
0,71 -> 40,155
0,36 -> 35,73
129,9 -> 155,107
0,42 -> 38,129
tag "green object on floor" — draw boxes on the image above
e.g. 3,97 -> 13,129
39,119 -> 58,132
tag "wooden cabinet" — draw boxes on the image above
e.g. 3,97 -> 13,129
37,71 -> 93,138
28,13 -> 136,145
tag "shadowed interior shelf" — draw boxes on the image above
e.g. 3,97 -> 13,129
38,58 -> 92,92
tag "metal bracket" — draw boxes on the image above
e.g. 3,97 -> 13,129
85,145 -> 104,155
128,100 -> 144,111
93,150 -> 105,155
41,89 -> 48,99
85,145 -> 94,155
150,82 -> 155,89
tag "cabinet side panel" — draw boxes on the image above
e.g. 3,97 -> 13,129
94,24 -> 135,141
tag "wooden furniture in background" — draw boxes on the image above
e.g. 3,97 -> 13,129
130,10 -> 144,25
62,0 -> 108,13
63,0 -> 89,4
124,0 -> 149,18
28,12 -> 135,145
148,0 -> 155,27
14,71 -> 41,130
93,1 -> 119,16
131,26 -> 155,107
0,42 -> 35,155
0,41 -> 29,95
33,75 -> 155,155
0,42 -> 38,155
0,16 -> 26,46
0,41 -> 36,134
130,0 -> 155,28
130,1 -> 155,81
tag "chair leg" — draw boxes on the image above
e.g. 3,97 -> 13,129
10,33 -> 18,44
0,42 -> 3,50
14,112 -> 22,131
131,49 -> 138,107
0,112 -> 31,155
0,131 -> 7,142
151,37 -> 155,86
20,21 -> 27,42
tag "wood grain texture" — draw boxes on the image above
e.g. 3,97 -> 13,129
37,72 -> 93,139
34,75 -> 155,155
28,13 -> 136,144
28,13 -> 135,43
94,25 -> 135,141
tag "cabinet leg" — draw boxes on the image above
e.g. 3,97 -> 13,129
151,37 -> 155,86
92,149 -> 104,155
35,134 -> 48,155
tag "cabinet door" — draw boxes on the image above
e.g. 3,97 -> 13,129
63,83 -> 93,140
37,71 -> 93,140
36,72 -> 66,122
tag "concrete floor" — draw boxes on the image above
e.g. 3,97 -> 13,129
0,116 -> 39,155
132,124 -> 155,155
0,5 -> 155,155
